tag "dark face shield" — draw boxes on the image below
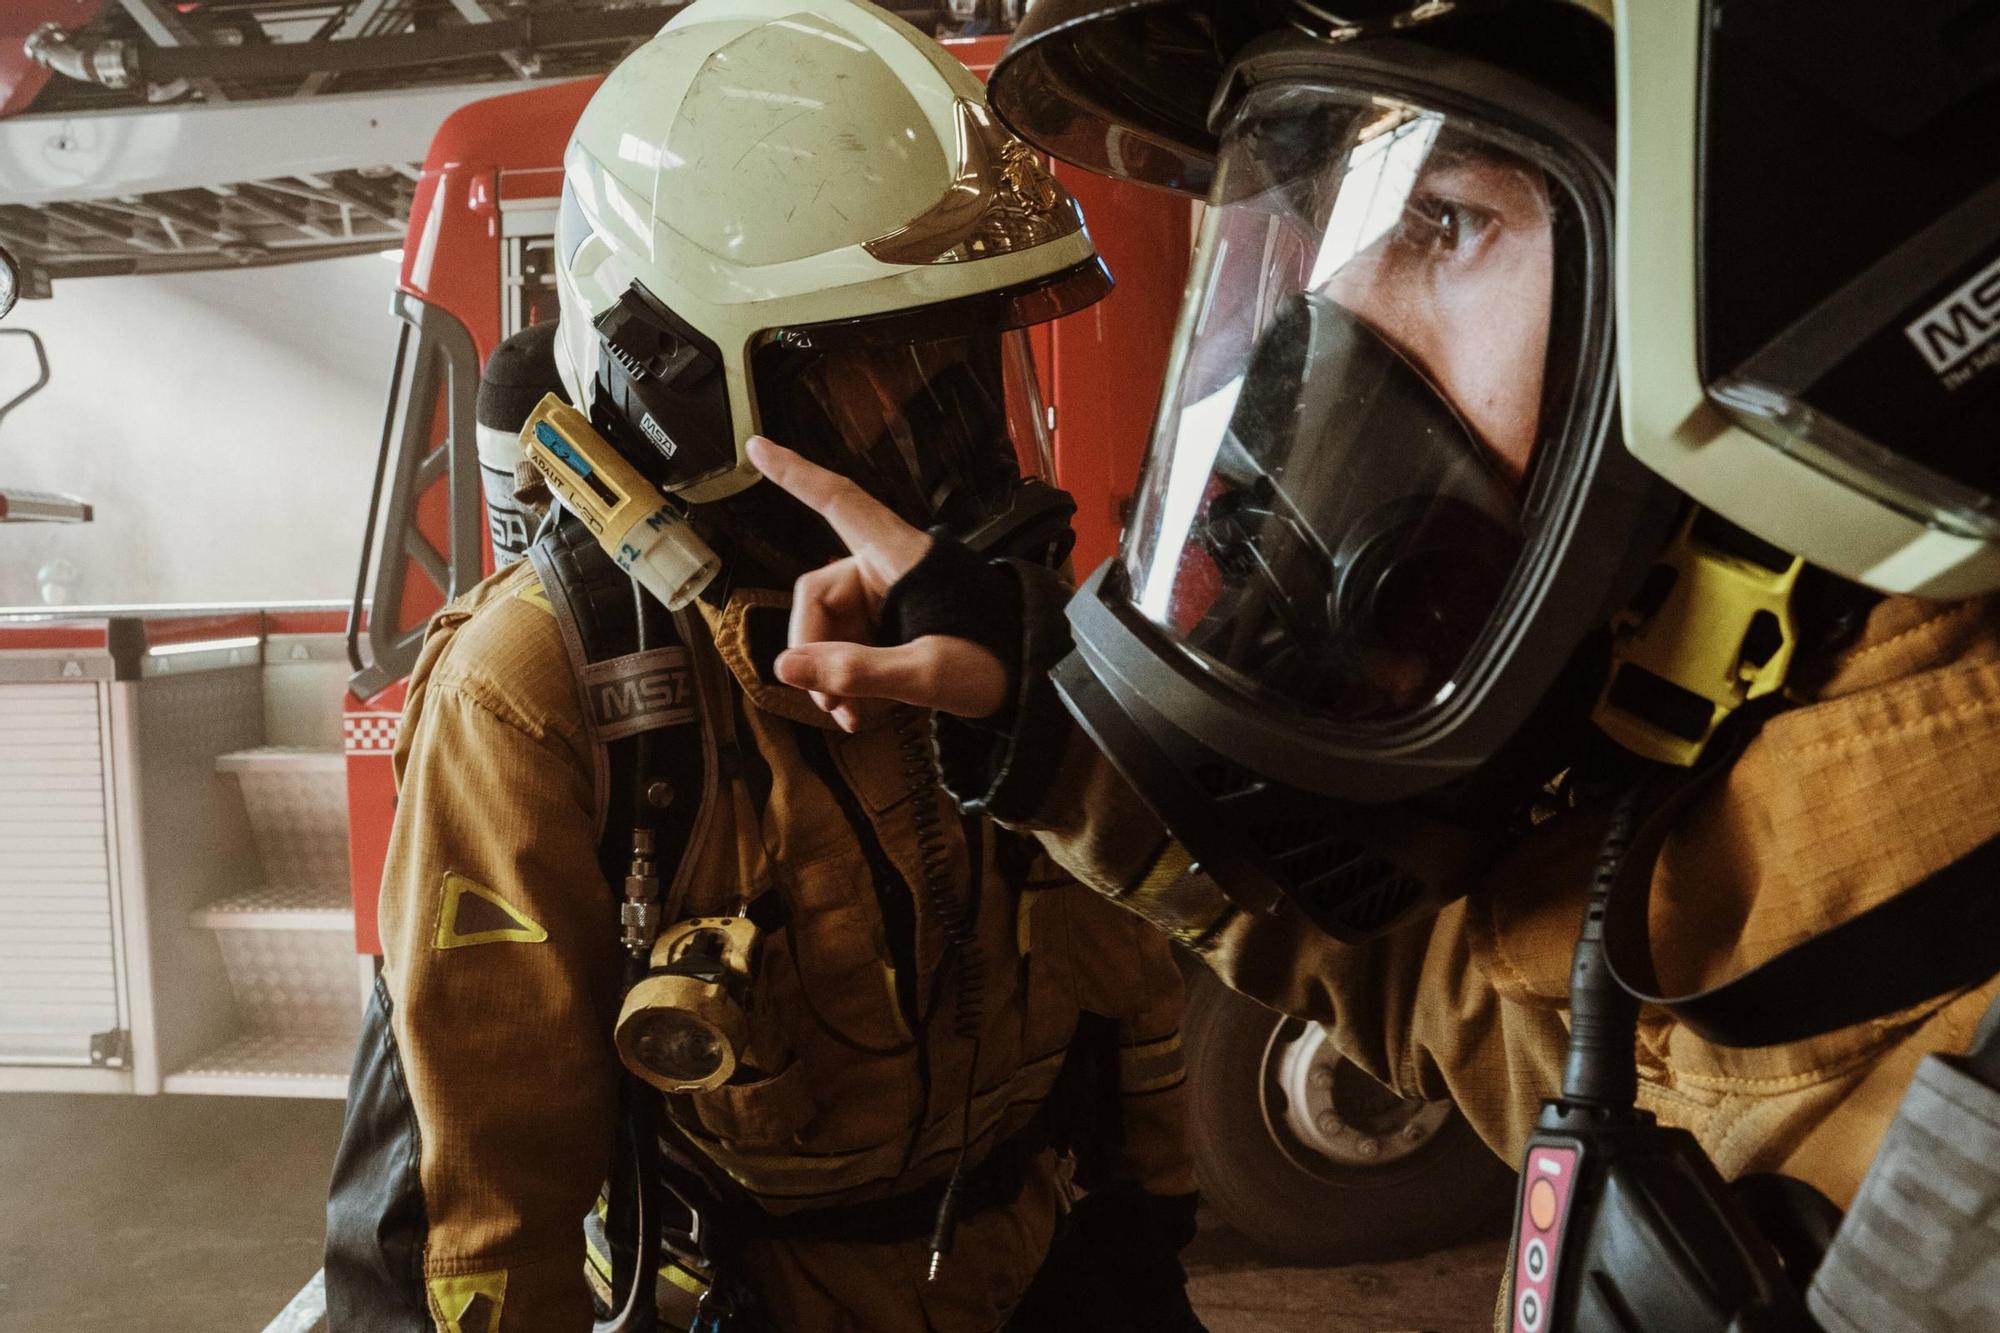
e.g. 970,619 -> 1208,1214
752,327 -> 1054,537
1059,44 -> 1676,941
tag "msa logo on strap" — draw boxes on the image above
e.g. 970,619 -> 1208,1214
584,646 -> 696,741
1906,251 -> 2000,388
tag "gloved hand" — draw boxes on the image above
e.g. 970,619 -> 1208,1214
746,435 -> 1013,728
1007,1188 -> 1208,1333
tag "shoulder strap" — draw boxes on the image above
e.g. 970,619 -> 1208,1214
526,511 -> 715,913
1602,746 -> 2000,1048
527,512 -> 727,1330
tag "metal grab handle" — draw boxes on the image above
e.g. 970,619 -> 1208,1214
348,321 -> 412,677
0,329 -> 51,436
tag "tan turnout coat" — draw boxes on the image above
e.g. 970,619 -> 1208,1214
1021,594 -> 2000,1221
377,560 -> 1194,1333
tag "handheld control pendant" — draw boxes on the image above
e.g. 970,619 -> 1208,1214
521,393 -> 720,609
1506,794 -> 1807,1332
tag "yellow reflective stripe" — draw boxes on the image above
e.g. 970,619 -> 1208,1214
1120,841 -> 1232,947
434,871 -> 549,949
1122,1032 -> 1182,1061
1123,1068 -> 1187,1096
1120,1032 -> 1186,1095
514,579 -> 555,615
1130,840 -> 1193,901
428,1270 -> 507,1333
661,1262 -> 709,1297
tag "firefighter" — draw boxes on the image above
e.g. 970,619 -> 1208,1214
322,2 -> 1202,1329
756,0 -> 2000,1327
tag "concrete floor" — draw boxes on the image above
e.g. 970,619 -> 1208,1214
1185,1228 -> 1506,1333
0,1093 -> 344,1331
0,1092 -> 1505,1332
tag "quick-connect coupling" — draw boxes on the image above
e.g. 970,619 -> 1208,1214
621,827 -> 661,960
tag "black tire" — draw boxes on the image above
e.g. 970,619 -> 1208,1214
1182,965 -> 1515,1265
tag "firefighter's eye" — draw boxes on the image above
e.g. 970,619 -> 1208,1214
1395,194 -> 1497,260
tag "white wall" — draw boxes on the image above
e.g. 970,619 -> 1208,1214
0,252 -> 401,608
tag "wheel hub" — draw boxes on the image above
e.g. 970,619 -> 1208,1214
1266,1019 -> 1452,1172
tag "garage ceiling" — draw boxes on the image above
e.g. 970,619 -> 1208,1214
0,1 -> 981,283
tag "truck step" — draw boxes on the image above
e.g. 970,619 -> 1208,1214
192,885 -> 354,933
210,924 -> 361,1035
162,1031 -> 352,1099
215,746 -> 351,898
214,746 -> 346,775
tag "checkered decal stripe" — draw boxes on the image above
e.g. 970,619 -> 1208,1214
343,713 -> 401,756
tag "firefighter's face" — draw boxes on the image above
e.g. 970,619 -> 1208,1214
1318,143 -> 1555,480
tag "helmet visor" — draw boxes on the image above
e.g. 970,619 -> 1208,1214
752,323 -> 1055,535
1121,81 -> 1604,729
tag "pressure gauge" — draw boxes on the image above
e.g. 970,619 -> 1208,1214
0,247 -> 18,321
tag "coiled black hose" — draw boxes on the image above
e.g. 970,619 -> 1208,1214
895,705 -> 984,1039
1561,784 -> 1643,1113
894,704 -> 986,1279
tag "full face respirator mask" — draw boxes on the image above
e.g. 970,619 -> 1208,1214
1053,42 -> 1673,941
1182,292 -> 1522,722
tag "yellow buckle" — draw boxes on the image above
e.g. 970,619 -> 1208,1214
1592,510 -> 1801,766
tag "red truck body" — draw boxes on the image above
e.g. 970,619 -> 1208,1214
0,0 -> 101,120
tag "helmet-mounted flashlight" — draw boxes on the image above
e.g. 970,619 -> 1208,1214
519,394 -> 721,609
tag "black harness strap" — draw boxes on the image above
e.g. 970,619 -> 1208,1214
1603,732 -> 2000,1049
528,512 -> 715,1333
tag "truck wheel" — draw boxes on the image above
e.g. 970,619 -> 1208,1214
1183,966 -> 1515,1264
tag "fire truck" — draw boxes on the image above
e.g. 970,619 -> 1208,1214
0,37 -> 1510,1270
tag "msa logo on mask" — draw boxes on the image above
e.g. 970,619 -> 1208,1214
640,412 -> 676,457
1906,252 -> 2000,389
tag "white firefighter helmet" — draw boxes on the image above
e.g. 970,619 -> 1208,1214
552,0 -> 1110,521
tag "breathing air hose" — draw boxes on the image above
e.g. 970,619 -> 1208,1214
1506,775 -> 1810,1332
599,583 -> 667,1333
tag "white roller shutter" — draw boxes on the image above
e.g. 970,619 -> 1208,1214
0,683 -> 123,1065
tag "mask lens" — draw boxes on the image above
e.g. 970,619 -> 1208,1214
1123,83 -> 1597,728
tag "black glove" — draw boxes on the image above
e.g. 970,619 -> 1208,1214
878,529 -> 1023,678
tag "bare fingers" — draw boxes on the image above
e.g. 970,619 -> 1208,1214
775,637 -> 1008,724
746,435 -> 930,591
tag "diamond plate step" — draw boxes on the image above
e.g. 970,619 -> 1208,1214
162,1031 -> 354,1099
192,884 -> 354,932
214,746 -> 346,775
215,746 -> 350,898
